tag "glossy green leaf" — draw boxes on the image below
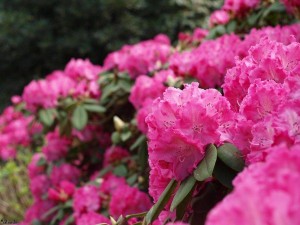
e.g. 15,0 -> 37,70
130,135 -> 146,151
39,109 -> 55,127
145,179 -> 178,225
213,159 -> 237,189
113,164 -> 128,177
83,104 -> 106,113
217,143 -> 245,172
170,175 -> 196,211
127,174 -> 138,186
72,105 -> 88,130
111,132 -> 121,145
120,130 -> 132,142
193,144 -> 217,181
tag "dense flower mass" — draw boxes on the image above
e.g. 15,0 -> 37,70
1,2 -> 300,225
146,83 -> 234,181
206,145 -> 300,225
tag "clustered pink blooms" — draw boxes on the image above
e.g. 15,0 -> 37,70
206,145 -> 300,225
146,83 -> 235,181
222,0 -> 261,16
280,0 -> 300,14
178,28 -> 208,45
130,69 -> 176,133
169,34 -> 241,88
209,10 -> 231,27
0,106 -> 38,160
22,59 -> 102,112
103,34 -> 172,79
223,38 -> 300,164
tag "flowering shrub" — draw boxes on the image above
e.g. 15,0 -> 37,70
1,1 -> 300,225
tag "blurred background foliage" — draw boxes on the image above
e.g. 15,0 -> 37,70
0,0 -> 222,112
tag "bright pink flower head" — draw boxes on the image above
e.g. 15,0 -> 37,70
50,163 -> 80,187
104,35 -> 171,78
42,130 -> 71,162
206,145 -> 300,225
104,146 -> 129,166
23,200 -> 55,223
99,174 -> 127,198
48,180 -> 75,202
109,185 -> 152,218
146,83 -> 234,180
222,0 -> 261,16
76,212 -> 110,225
280,0 -> 300,14
166,223 -> 189,225
73,185 -> 101,218
209,10 -> 230,27
64,58 -> 102,81
22,79 -> 59,112
30,175 -> 51,200
178,28 -> 208,44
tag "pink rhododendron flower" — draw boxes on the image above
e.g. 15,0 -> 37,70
104,34 -> 171,78
206,145 -> 300,225
76,212 -> 110,225
23,200 -> 56,223
280,0 -> 300,14
30,175 -> 51,200
209,10 -> 230,27
109,185 -> 152,218
48,180 -> 75,202
99,174 -> 127,198
104,146 -> 129,166
222,0 -> 261,16
73,185 -> 101,218
178,28 -> 208,44
146,83 -> 234,180
42,130 -> 71,161
50,163 -> 80,187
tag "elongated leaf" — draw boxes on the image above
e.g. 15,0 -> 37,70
84,104 -> 106,113
176,183 -> 195,220
39,109 -> 55,127
130,135 -> 146,151
113,164 -> 128,177
170,175 -> 196,211
120,130 -> 132,142
72,105 -> 88,130
193,144 -> 217,181
213,159 -> 237,189
217,143 -> 245,172
145,179 -> 178,225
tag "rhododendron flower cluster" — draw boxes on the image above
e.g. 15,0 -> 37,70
206,145 -> 300,225
2,2 -> 300,225
103,34 -> 172,79
146,83 -> 234,181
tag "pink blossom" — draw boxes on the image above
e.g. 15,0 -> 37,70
48,180 -> 75,202
64,58 -> 103,81
28,153 -> 46,179
109,185 -> 152,218
50,163 -> 80,187
146,83 -> 234,180
104,146 -> 129,166
222,0 -> 261,16
280,0 -> 300,14
209,10 -> 230,27
103,34 -> 171,78
178,28 -> 208,44
206,145 -> 300,225
30,175 -> 51,200
76,212 -> 110,225
42,130 -> 71,162
99,174 -> 127,198
73,185 -> 101,218
23,200 -> 56,223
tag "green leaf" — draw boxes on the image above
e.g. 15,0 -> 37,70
193,144 -> 217,181
226,20 -> 237,33
145,179 -> 178,225
42,205 -> 61,220
39,109 -> 55,127
217,143 -> 245,172
120,130 -> 132,142
83,98 -> 99,104
72,105 -> 88,130
213,159 -> 237,189
63,215 -> 74,225
127,174 -> 138,186
175,182 -> 195,220
83,104 -> 106,113
36,157 -> 46,166
130,135 -> 146,151
170,175 -> 196,211
111,132 -> 121,145
113,164 -> 128,177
